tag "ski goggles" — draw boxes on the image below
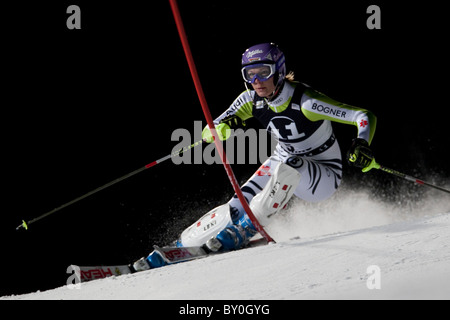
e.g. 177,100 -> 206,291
241,63 -> 277,83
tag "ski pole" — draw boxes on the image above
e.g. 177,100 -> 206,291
16,138 -> 206,231
364,159 -> 450,194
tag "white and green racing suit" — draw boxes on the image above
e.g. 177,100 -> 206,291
178,81 -> 376,248
217,81 -> 376,221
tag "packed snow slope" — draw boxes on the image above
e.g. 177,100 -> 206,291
3,187 -> 450,300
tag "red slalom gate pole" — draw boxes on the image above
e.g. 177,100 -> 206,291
168,0 -> 275,243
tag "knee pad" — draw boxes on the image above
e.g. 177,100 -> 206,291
178,204 -> 233,247
250,162 -> 301,227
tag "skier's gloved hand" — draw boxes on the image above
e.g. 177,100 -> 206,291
220,114 -> 246,130
347,138 -> 375,171
202,123 -> 231,143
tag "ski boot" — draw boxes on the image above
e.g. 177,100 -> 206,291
132,250 -> 168,271
206,213 -> 257,252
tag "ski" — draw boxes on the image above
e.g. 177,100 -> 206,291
153,237 -> 268,265
76,238 -> 268,282
77,246 -> 208,283
78,265 -> 132,282
153,245 -> 208,264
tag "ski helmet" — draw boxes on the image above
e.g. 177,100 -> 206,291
241,43 -> 286,88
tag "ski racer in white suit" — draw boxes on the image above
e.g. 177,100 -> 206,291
141,43 -> 377,268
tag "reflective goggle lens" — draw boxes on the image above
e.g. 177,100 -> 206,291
241,64 -> 275,83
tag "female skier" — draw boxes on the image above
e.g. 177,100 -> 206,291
135,42 -> 377,270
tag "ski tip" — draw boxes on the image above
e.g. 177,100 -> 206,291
16,220 -> 28,231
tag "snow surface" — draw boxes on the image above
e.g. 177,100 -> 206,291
2,188 -> 450,300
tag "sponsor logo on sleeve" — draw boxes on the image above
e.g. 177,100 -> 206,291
311,103 -> 347,118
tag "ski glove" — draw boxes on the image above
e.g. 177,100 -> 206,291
202,115 -> 246,143
202,123 -> 231,143
347,138 -> 375,171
